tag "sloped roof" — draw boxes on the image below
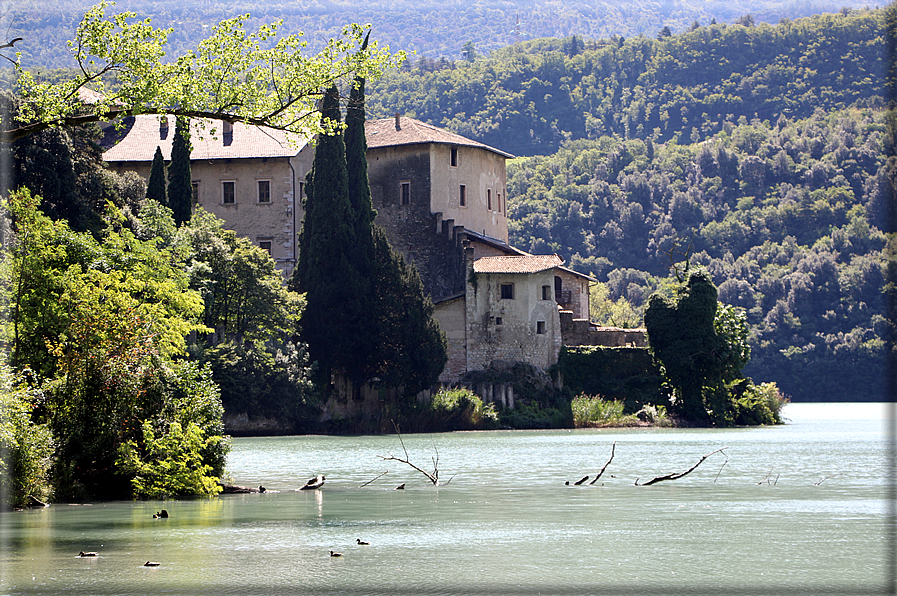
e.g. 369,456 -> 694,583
365,116 -> 514,158
103,115 -> 309,162
473,254 -> 564,274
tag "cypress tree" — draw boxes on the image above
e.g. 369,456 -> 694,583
168,117 -> 193,226
343,50 -> 447,394
146,145 -> 167,206
297,85 -> 359,382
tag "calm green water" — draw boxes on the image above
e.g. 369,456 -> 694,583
1,403 -> 892,595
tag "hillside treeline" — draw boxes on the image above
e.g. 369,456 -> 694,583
8,0 -> 875,68
508,107 -> 892,402
367,9 -> 886,157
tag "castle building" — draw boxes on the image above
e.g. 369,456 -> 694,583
103,114 -> 605,384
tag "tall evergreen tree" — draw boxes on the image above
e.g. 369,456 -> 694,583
297,85 -> 361,382
146,146 -> 167,206
168,117 -> 193,226
344,56 -> 447,395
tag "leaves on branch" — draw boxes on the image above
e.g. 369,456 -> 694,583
7,0 -> 404,140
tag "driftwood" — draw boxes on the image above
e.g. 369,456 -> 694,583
218,483 -> 261,494
360,471 -> 389,488
377,421 -> 445,485
573,475 -> 590,485
23,495 -> 49,508
814,475 -> 835,486
757,469 -> 779,486
635,448 -> 728,486
589,441 -> 616,484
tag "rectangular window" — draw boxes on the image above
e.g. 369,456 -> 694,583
259,240 -> 272,255
222,181 -> 235,204
542,285 -> 551,301
498,192 -> 502,213
537,321 -> 546,334
401,181 -> 411,205
459,185 -> 467,207
451,147 -> 458,167
258,180 -> 271,203
487,189 -> 492,210
192,181 -> 199,204
495,317 -> 503,326
500,283 -> 514,300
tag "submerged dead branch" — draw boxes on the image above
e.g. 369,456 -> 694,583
635,448 -> 728,486
377,421 -> 441,485
590,441 -> 616,484
360,470 -> 389,488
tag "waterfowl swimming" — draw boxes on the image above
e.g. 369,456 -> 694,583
329,550 -> 343,557
144,561 -> 161,567
356,539 -> 370,545
153,509 -> 169,519
78,551 -> 97,557
259,486 -> 266,493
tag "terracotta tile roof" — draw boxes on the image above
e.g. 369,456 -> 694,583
103,115 -> 309,162
365,116 -> 514,158
473,254 -> 564,274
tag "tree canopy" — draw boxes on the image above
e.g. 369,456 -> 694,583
7,0 -> 403,141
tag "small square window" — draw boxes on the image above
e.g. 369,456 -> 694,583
259,240 -> 272,255
500,283 -> 514,300
460,185 -> 467,207
258,180 -> 271,203
537,321 -> 546,334
222,181 -> 235,204
542,285 -> 552,300
401,182 -> 410,205
495,317 -> 503,326
451,147 -> 458,167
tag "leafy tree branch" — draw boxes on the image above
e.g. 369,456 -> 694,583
7,1 -> 404,141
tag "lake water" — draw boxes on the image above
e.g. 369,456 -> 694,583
0,402 -> 893,595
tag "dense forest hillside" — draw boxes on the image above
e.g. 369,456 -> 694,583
367,9 -> 886,156
6,0 -> 878,68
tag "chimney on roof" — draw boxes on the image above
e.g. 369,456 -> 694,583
223,121 -> 233,146
395,113 -> 401,131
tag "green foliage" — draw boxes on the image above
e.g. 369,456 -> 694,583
0,364 -> 55,508
644,269 -> 725,423
196,340 -> 319,434
733,381 -> 789,426
1,190 -> 227,500
556,346 -> 667,411
427,388 -> 498,431
9,2 -> 403,141
146,146 -> 167,206
571,394 -> 636,427
117,420 -> 224,498
167,118 -> 192,226
499,401 -> 573,430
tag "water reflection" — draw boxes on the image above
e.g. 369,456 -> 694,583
0,403 -> 890,595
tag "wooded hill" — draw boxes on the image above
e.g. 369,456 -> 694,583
8,0 -> 876,68
366,8 -> 894,402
